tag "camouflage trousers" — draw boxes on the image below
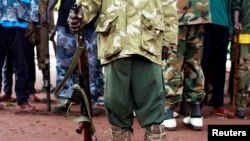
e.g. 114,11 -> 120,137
83,27 -> 104,103
235,44 -> 250,112
56,26 -> 104,103
162,25 -> 205,107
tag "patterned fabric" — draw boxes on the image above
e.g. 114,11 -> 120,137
162,25 -> 205,106
231,0 -> 250,114
234,44 -> 250,112
56,26 -> 104,103
83,27 -> 104,103
76,0 -> 178,65
177,0 -> 210,25
0,0 -> 38,23
56,26 -> 78,99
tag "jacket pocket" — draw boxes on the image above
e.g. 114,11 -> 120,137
141,12 -> 165,57
96,14 -> 122,59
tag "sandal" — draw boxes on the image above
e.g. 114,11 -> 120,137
17,103 -> 36,112
214,107 -> 234,118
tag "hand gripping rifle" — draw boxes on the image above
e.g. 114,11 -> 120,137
54,3 -> 96,141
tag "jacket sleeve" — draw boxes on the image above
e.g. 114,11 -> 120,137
76,0 -> 101,26
232,0 -> 242,11
162,0 -> 178,48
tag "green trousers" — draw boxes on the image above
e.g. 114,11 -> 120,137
104,56 -> 165,128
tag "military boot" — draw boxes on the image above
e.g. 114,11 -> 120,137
108,125 -> 132,141
144,124 -> 166,141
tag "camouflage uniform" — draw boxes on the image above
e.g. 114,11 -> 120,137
55,26 -> 78,99
162,0 -> 210,107
56,24 -> 104,103
232,0 -> 250,117
75,0 -> 178,140
83,26 -> 105,103
55,0 -> 104,103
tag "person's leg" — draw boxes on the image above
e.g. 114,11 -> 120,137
1,53 -> 14,101
162,25 -> 186,130
53,26 -> 78,112
83,27 -> 104,104
183,24 -> 205,104
0,26 -> 9,101
8,27 -> 34,110
104,58 -> 133,140
209,25 -> 233,118
82,26 -> 104,115
182,25 -> 205,130
132,56 -> 165,127
131,56 -> 165,140
201,24 -> 213,106
235,44 -> 250,118
26,39 -> 39,102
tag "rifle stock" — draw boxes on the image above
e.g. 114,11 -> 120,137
232,31 -> 240,112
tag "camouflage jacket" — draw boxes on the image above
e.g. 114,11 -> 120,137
177,0 -> 211,25
0,0 -> 38,26
76,0 -> 178,65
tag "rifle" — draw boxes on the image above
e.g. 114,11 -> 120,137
44,44 -> 51,112
72,4 -> 96,141
231,31 -> 240,112
43,0 -> 52,112
54,3 -> 96,141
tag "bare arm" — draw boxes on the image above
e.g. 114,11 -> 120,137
47,0 -> 58,16
233,10 -> 242,31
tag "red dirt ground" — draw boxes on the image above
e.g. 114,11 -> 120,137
0,56 -> 250,141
